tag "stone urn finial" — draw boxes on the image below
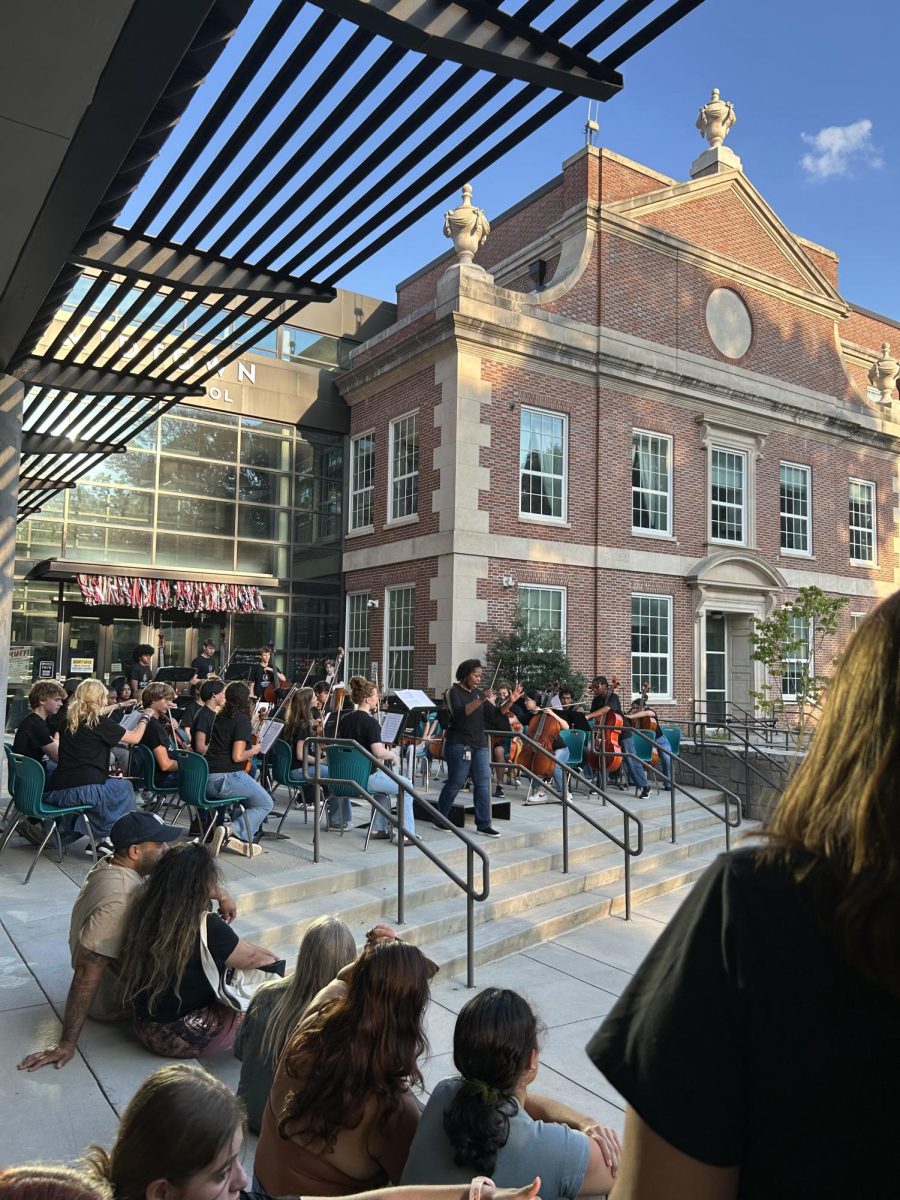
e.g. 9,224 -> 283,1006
443,183 -> 490,265
868,342 -> 900,406
696,87 -> 736,148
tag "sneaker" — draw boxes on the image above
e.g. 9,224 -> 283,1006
370,830 -> 391,840
493,785 -> 504,798
639,786 -> 652,799
524,790 -> 550,806
430,820 -> 446,830
476,825 -> 501,838
223,837 -> 262,858
95,838 -> 114,857
210,826 -> 227,858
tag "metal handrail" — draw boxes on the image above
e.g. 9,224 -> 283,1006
305,737 -> 490,986
696,720 -> 793,803
488,730 -> 643,918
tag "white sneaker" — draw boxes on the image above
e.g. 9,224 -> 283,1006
525,789 -> 550,806
223,836 -> 262,858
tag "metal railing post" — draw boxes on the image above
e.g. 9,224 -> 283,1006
466,853 -> 475,987
624,817 -> 632,920
397,776 -> 406,925
562,787 -> 569,874
312,751 -> 321,864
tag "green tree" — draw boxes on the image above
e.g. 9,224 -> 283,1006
749,585 -> 847,745
486,610 -> 586,697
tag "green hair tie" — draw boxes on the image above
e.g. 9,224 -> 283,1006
466,1078 -> 502,1105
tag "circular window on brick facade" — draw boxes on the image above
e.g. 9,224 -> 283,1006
705,288 -> 752,359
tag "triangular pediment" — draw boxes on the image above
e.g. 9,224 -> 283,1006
605,170 -> 844,305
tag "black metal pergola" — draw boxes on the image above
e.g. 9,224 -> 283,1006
1,0 -> 704,519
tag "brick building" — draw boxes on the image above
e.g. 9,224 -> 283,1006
338,118 -> 900,717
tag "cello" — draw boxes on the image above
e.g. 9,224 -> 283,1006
517,707 -> 560,782
262,642 -> 289,704
585,677 -> 624,776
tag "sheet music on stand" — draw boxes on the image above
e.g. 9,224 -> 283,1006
392,689 -> 434,711
378,710 -> 405,745
118,710 -> 144,733
258,719 -> 285,754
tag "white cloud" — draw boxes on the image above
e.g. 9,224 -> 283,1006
800,119 -> 883,180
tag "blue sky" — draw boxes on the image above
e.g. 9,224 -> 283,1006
125,0 -> 900,320
340,0 -> 900,317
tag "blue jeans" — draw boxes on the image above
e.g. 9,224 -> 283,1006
438,742 -> 491,829
289,764 -> 350,826
206,771 -> 273,842
620,734 -> 648,790
655,732 -> 673,786
367,768 -> 415,835
551,746 -> 570,795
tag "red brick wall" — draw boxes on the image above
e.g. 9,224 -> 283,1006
344,557 -> 438,693
598,154 -> 672,203
797,240 -> 839,287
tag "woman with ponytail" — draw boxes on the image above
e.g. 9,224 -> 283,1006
402,989 -> 620,1200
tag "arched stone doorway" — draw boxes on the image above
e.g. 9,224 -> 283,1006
687,550 -> 787,718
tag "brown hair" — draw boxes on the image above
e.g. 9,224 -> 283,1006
117,843 -> 221,1016
278,939 -> 430,1147
765,592 -> 900,994
140,682 -> 175,708
0,1166 -> 111,1200
84,1064 -> 241,1200
283,686 -> 315,735
348,674 -> 376,706
28,681 -> 66,709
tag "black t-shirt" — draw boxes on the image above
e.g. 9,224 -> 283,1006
206,710 -> 254,774
339,710 -> 384,775
482,700 -> 511,735
135,912 -> 239,1022
587,848 -> 900,1198
281,720 -> 312,770
191,654 -> 217,679
248,663 -> 277,692
445,684 -> 487,749
13,712 -> 55,762
590,690 -> 631,731
49,716 -> 125,790
560,704 -> 591,734
141,716 -> 172,758
130,663 -> 152,694
191,705 -> 216,753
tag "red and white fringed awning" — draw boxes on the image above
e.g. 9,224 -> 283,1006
75,574 -> 264,613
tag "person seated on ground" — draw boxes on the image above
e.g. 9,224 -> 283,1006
205,681 -> 273,858
13,680 -> 66,778
282,686 -> 347,829
45,679 -> 150,854
15,812 -> 233,1072
254,937 -> 435,1197
517,689 -> 570,804
75,1062 -> 543,1200
236,915 -> 357,1134
128,645 -> 155,699
339,675 -> 415,844
585,595 -> 900,1200
138,682 -> 181,786
191,678 -> 225,755
117,841 -> 278,1059
402,988 -> 620,1200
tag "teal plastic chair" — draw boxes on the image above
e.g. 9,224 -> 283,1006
661,726 -> 682,756
173,749 -> 252,847
558,728 -> 586,794
632,728 -> 657,764
132,743 -> 181,820
3,744 -> 18,824
0,753 -> 97,884
268,737 -> 311,834
325,744 -> 376,848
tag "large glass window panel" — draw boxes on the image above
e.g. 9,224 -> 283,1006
240,430 -> 292,472
68,485 -> 154,527
849,479 -> 875,563
158,457 -> 237,498
15,519 -> 64,562
238,506 -> 290,541
128,425 -> 158,451
350,434 -> 374,530
237,541 -> 285,576
519,585 -> 565,648
519,408 -> 567,520
238,466 -> 290,506
780,463 -> 810,553
386,586 -> 415,691
632,431 -> 672,534
782,614 -> 811,700
160,417 -> 238,461
346,593 -> 370,679
157,495 -> 236,537
65,524 -> 152,565
710,447 -> 745,542
281,326 -> 352,369
631,594 -> 673,699
389,412 -> 419,520
155,532 -> 234,572
81,451 -> 156,489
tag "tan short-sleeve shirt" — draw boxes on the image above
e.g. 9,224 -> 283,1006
68,860 -> 144,1020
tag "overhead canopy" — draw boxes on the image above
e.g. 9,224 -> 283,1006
2,0 -> 706,517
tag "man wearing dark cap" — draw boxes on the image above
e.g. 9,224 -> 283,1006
17,812 -> 236,1072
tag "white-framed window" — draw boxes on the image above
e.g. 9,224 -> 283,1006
388,410 -> 419,522
631,594 -> 673,700
518,585 -> 566,649
349,432 -> 374,531
779,462 -> 811,555
385,586 -> 415,691
781,614 -> 811,700
849,478 -> 876,563
519,407 -> 567,521
710,446 -> 746,544
632,430 -> 672,536
345,592 -> 370,679
850,612 -> 866,634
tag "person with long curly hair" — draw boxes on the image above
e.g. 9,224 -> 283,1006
235,915 -> 357,1134
253,938 -> 434,1196
402,988 -> 620,1200
205,682 -> 273,857
117,842 -> 279,1058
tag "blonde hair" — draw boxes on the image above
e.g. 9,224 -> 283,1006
258,916 -> 357,1067
348,674 -> 377,706
66,679 -> 108,734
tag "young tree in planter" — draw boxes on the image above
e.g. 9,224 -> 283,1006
749,586 -> 847,746
486,610 -> 586,698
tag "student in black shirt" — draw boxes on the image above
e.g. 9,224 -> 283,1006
128,644 -> 155,698
190,639 -> 218,683
587,675 -> 650,796
340,674 -> 414,843
247,646 -> 287,701
13,681 -> 66,776
139,682 -> 180,786
191,678 -> 225,755
204,682 -> 272,857
483,683 -> 513,798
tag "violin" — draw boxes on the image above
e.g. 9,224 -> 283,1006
243,703 -> 268,773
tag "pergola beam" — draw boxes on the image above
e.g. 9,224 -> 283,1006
20,434 -> 127,456
13,355 -> 205,399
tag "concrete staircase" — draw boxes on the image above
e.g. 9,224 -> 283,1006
224,786 -> 758,979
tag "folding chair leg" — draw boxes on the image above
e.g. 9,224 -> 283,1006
275,786 -> 301,836
24,822 -> 58,885
0,815 -> 22,856
363,806 -> 376,852
83,824 -> 97,864
2,797 -> 14,825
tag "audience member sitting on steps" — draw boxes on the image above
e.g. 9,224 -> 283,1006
16,812 -> 217,1072
586,592 -> 900,1198
236,915 -> 357,1133
339,675 -> 414,844
117,841 -> 278,1059
46,679 -> 149,854
402,988 -> 620,1200
254,936 -> 435,1196
67,1062 -> 544,1200
205,682 -> 273,857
